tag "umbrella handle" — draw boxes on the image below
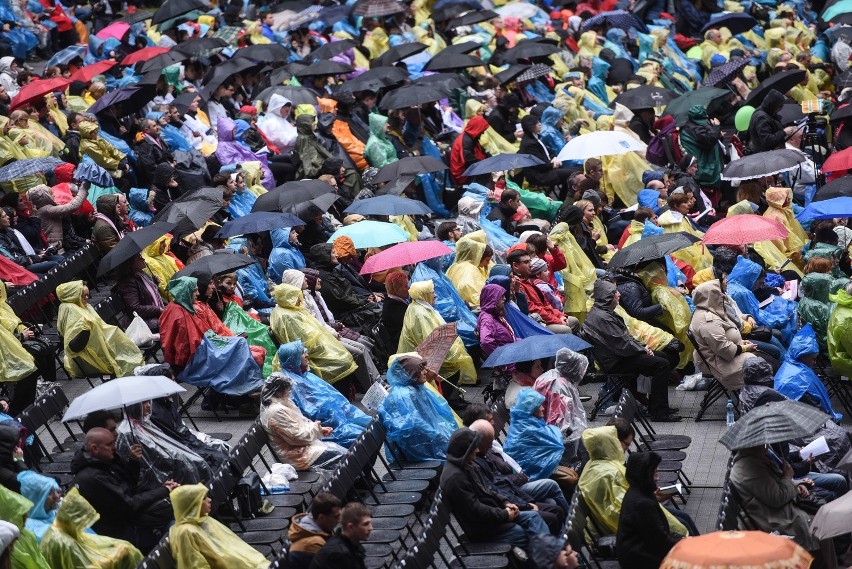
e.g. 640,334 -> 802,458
435,374 -> 467,396
123,404 -> 167,484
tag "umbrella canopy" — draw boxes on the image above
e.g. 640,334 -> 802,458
173,251 -> 257,279
292,192 -> 340,221
359,241 -> 451,274
797,197 -> 852,221
295,60 -> 354,78
660,531 -> 813,569
70,60 -> 118,83
443,40 -> 481,54
463,153 -> 545,177
830,103 -> 852,123
202,58 -> 259,94
704,58 -> 748,87
252,180 -> 334,212
375,42 -> 428,66
306,39 -> 356,62
501,39 -> 561,63
719,400 -> 830,451
424,52 -> 485,72
608,232 -> 700,269
371,156 -> 447,185
172,36 -> 228,55
233,43 -> 290,62
721,149 -> 806,181
152,187 -> 223,234
137,50 -> 189,74
326,220 -> 409,248
255,85 -> 318,107
700,13 -> 758,35
823,0 -> 852,22
334,66 -> 409,93
744,69 -> 807,108
353,0 -> 405,17
611,85 -> 675,111
0,157 -> 66,183
73,158 -> 114,187
482,334 -> 592,368
515,63 -> 552,83
703,214 -> 788,246
62,375 -> 185,422
810,491 -> 852,540
121,46 -> 170,66
822,147 -> 852,173
779,103 -> 806,126
87,84 -> 155,116
97,221 -> 178,276
412,73 -> 470,93
446,9 -> 498,28
345,195 -> 433,217
664,87 -> 730,126
45,45 -> 87,68
95,21 -> 130,40
375,175 -> 418,197
151,0 -> 207,24
557,131 -> 646,162
580,10 -> 648,33
495,64 -> 530,85
379,84 -> 445,110
9,77 -> 72,111
217,212 -> 304,238
812,176 -> 852,201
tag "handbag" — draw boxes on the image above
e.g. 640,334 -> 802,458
551,465 -> 578,497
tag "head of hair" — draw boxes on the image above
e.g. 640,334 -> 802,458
309,492 -> 342,517
526,233 -> 548,255
212,172 -> 230,187
67,111 -> 83,127
500,189 -> 519,204
846,282 -> 852,295
482,244 -> 493,259
584,157 -> 602,172
804,257 -> 833,274
573,199 -> 593,215
813,222 -> 840,246
634,206 -> 655,224
606,417 -> 635,442
736,180 -> 763,204
667,192 -> 691,209
515,359 -> 539,375
506,249 -> 528,266
341,502 -> 371,526
436,221 -> 458,241
82,410 -> 117,433
575,177 -> 598,194
462,403 -> 492,426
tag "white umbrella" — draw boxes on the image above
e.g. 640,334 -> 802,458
62,375 -> 185,422
556,131 -> 647,162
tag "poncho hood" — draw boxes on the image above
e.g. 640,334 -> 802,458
273,282 -> 303,309
56,280 -> 85,306
802,272 -> 832,304
409,280 -> 434,303
128,187 -> 149,210
479,283 -> 506,314
582,425 -> 624,462
171,483 -> 208,525
386,356 -> 419,388
18,471 -> 60,525
592,279 -> 618,309
765,186 -> 791,209
555,347 -> 589,381
453,234 -> 486,265
55,488 -> 99,537
217,115 -> 236,142
27,185 -> 56,208
277,340 -> 305,375
637,189 -> 661,212
295,114 -> 315,135
0,482 -> 31,530
270,227 -> 298,249
514,387 -> 546,415
79,121 -> 100,140
369,113 -> 389,139
266,94 -> 292,116
464,116 -> 489,138
692,279 -> 728,319
728,255 -> 762,289
168,276 -> 197,313
786,323 -> 819,363
687,104 -> 708,124
153,163 -> 177,188
541,105 -> 563,128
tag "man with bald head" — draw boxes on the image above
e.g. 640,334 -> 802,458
71,427 -> 176,553
468,419 -> 569,534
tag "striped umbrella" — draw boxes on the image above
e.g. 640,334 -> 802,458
0,157 -> 66,183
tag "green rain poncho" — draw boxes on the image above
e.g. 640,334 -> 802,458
55,280 -> 143,377
828,287 -> 852,378
0,282 -> 36,383
363,113 -> 398,168
636,263 -> 694,368
39,488 -> 142,569
168,484 -> 268,569
293,114 -> 330,179
0,484 -> 50,569
679,105 -> 721,187
799,272 -> 832,352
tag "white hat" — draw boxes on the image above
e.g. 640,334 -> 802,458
0,520 -> 19,555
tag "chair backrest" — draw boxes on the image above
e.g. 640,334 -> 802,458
687,329 -> 715,376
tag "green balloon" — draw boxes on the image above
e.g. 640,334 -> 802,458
735,105 -> 756,132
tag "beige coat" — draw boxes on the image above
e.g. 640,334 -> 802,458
260,397 -> 324,470
689,279 -> 754,390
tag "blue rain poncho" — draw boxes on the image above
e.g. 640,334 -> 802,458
727,256 -> 798,344
18,470 -> 62,543
227,186 -> 257,219
463,183 -> 519,258
539,106 -> 566,157
268,227 -> 306,284
276,341 -> 370,448
774,324 -> 842,422
176,333 -> 264,396
411,259 -> 478,348
236,262 -> 275,307
503,388 -> 563,481
377,356 -> 457,463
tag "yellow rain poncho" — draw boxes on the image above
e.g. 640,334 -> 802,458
363,27 -> 389,59
764,187 -> 807,267
446,232 -> 489,308
622,220 -> 645,249
549,222 -> 596,321
597,110 -> 650,207
464,100 -> 520,155
142,235 -> 180,300
269,283 -> 357,384
239,161 -> 268,197
657,210 -> 712,271
79,121 -> 126,173
398,280 -> 477,385
169,484 -> 268,569
578,426 -> 687,537
727,201 -> 803,277
0,484 -> 50,569
615,305 -> 675,352
0,282 -> 36,382
40,488 -> 142,569
577,31 -> 601,58
55,281 -> 143,378
636,264 -> 693,368
390,214 -> 418,241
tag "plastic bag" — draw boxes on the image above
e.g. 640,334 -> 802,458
125,313 -> 158,348
177,334 -> 264,396
675,373 -> 709,391
222,302 -> 276,377
260,463 -> 297,494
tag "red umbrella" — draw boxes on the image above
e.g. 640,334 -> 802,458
122,46 -> 170,66
70,59 -> 117,83
702,214 -> 788,246
9,77 -> 73,111
95,21 -> 130,40
359,240 -> 452,275
823,147 -> 852,173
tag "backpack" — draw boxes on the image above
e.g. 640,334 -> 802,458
646,122 -> 681,167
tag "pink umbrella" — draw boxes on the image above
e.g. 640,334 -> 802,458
702,214 -> 788,246
360,240 -> 452,274
95,21 -> 131,41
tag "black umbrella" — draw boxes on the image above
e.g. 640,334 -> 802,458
607,232 -> 700,269
371,156 -> 447,185
663,87 -> 730,126
137,50 -> 189,74
831,104 -> 852,123
446,9 -> 498,28
580,10 -> 648,33
721,149 -> 806,181
202,58 -> 260,94
88,84 -> 155,116
121,9 -> 155,24
607,58 -> 634,84
292,192 -> 340,220
501,40 -> 561,63
611,85 -> 675,111
719,400 -> 829,451
495,64 -> 530,85
151,0 -> 206,24
812,176 -> 852,201
424,51 -> 484,72
374,42 -> 428,67
744,69 -> 806,108
306,39 -> 357,62
232,43 -> 290,62
173,37 -> 228,55
462,153 -> 544,177
255,85 -> 318,107
779,103 -> 806,126
173,251 -> 257,279
829,12 -> 852,24
344,195 -> 433,216
334,67 -> 407,93
252,180 -> 334,212
216,212 -> 305,238
152,187 -> 223,234
433,3 -> 471,22
172,91 -> 201,115
375,175 -> 417,196
700,13 -> 758,35
515,63 -> 552,83
295,60 -> 354,77
316,3 -> 351,25
442,41 -> 481,54
413,72 -> 470,93
705,57 -> 748,87
379,84 -> 445,110
97,221 -> 178,277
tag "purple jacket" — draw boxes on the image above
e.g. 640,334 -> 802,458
477,284 -> 516,358
215,117 -> 275,190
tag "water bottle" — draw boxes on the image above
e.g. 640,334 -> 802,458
726,400 -> 735,427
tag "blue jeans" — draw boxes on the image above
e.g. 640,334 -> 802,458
521,478 -> 571,517
492,510 -> 550,548
664,505 -> 700,536
806,472 -> 848,501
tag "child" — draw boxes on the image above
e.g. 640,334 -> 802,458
216,272 -> 262,322
530,257 -> 563,311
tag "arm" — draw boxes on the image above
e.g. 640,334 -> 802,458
546,248 -> 567,273
688,123 -> 721,148
119,280 -> 163,321
444,475 -> 511,526
41,187 -> 88,217
698,319 -> 741,362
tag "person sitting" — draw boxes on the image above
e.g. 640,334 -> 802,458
40,488 -> 143,569
503,389 -> 565,484
477,283 -> 517,359
259,373 -> 346,471
26,183 -> 88,254
529,534 -> 580,569
287,492 -> 342,569
308,502 -> 373,569
616,452 -> 683,569
774,324 -> 842,421
168,483 -> 269,569
0,483 -> 50,569
449,116 -> 490,184
116,254 -> 165,333
0,281 -> 42,416
828,281 -> 852,379
268,227 -> 306,284
56,281 -> 144,378
798,272 -> 833,353
142,234 -> 182,301
446,232 -> 491,308
17,470 -> 62,542
92,194 -> 129,256
412,257 -> 480,349
377,354 -> 457,462
726,256 -> 797,344
534,348 -> 589,465
740,357 -> 786,413
0,208 -> 63,274
381,271 -> 409,349
487,189 -> 521,235
508,248 -> 577,332
0,424 -> 26,493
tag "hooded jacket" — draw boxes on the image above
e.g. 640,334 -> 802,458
27,184 -> 88,247
445,232 -> 488,308
539,106 -> 566,156
364,113 -> 398,169
828,287 -> 852,377
748,89 -> 787,153
774,324 -> 841,420
581,280 -> 647,371
294,114 -> 332,179
18,470 -> 61,542
79,121 -> 126,172
151,163 -> 183,212
0,57 -> 18,97
799,272 -> 832,350
0,424 -> 25,493
614,272 -> 664,324
92,194 -> 125,255
287,512 -> 330,567
679,104 -> 721,186
477,283 -> 516,357
127,187 -> 153,228
258,94 -> 297,153
268,227 -> 306,284
449,116 -> 489,183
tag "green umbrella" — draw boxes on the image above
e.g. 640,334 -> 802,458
663,87 -> 730,126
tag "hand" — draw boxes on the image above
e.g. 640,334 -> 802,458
529,503 -> 538,511
551,157 -> 562,168
129,444 -> 143,461
18,136 -> 29,146
645,346 -> 654,356
321,426 -> 333,437
164,480 -> 180,491
710,117 -> 720,126
22,329 -> 35,340
505,504 -> 519,520
746,316 -> 756,327
784,126 -> 796,136
515,130 -> 524,141
0,400 -> 7,413
591,230 -> 601,241
796,483 -> 810,497
742,341 -> 756,353
13,446 -> 23,460
510,275 -> 520,294
546,238 -> 556,250
806,453 -> 815,463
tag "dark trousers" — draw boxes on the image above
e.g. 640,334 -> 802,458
8,371 -> 39,416
608,351 -> 672,416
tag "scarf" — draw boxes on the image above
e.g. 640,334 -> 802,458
93,212 -> 124,239
139,272 -> 165,309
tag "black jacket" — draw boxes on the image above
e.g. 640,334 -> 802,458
0,424 -> 26,493
581,280 -> 647,371
614,273 -> 663,324
135,136 -> 174,187
308,533 -> 366,569
518,134 -> 554,187
61,129 -> 81,165
487,204 -> 517,235
0,229 -> 37,267
117,273 -> 163,330
381,297 -> 407,350
748,89 -> 787,153
150,396 -> 228,470
486,105 -> 519,143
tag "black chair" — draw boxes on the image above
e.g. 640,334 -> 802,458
137,536 -> 176,569
431,489 -> 511,569
686,330 -> 741,422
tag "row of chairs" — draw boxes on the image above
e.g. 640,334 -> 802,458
686,330 -> 742,422
16,385 -> 82,485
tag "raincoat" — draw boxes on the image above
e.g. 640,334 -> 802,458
56,281 -> 143,377
222,302 -> 275,377
398,280 -> 477,385
269,283 -> 356,385
377,356 -> 457,462
364,113 -> 398,168
502,389 -> 563,481
656,209 -> 712,271
477,283 -> 516,358
268,228 -> 306,284
578,426 -> 687,536
636,263 -> 694,368
127,187 -> 153,228
828,287 -> 852,378
679,105 -> 721,187
411,260 -> 478,348
168,483 -> 268,569
215,117 -> 274,190
40,488 -> 142,569
445,232 -> 488,308
774,324 -> 842,421
0,282 -> 36,383
764,187 -> 807,264
549,222 -> 596,320
798,272 -> 832,351
258,94 -> 297,153
534,348 -> 588,444
17,471 -> 62,543
276,341 -> 370,448
727,256 -> 797,344
78,121 -> 126,173
0,483 -> 50,569
539,106 -> 566,156
294,114 -> 331,179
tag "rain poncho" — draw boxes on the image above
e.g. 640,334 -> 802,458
534,348 -> 588,443
215,117 -> 274,190
377,356 -> 457,462
276,341 -> 370,448
0,483 -> 50,569
127,187 -> 153,228
17,471 -> 61,543
364,113 -> 398,168
294,114 -> 331,179
636,263 -> 693,368
774,324 -> 842,421
549,222 -> 596,320
56,281 -> 143,377
398,280 -> 477,385
268,228 -> 306,284
445,231 -> 488,308
222,302 -> 275,377
578,426 -> 687,536
411,260 -> 478,348
227,184 -> 257,219
258,94 -> 297,153
236,262 -> 275,307
764,187 -> 807,263
828,287 -> 852,378
727,256 -> 797,344
539,106 -> 566,156
656,209 -> 712,271
40,488 -> 142,569
78,121 -> 126,173
0,282 -> 36,383
269,283 -> 356,385
168,483 -> 268,569
142,234 -> 180,300
641,222 -> 688,288
502,388 -> 563,481
798,272 -> 832,351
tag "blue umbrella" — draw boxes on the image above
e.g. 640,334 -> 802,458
481,334 -> 592,368
462,153 -> 545,177
74,157 -> 114,187
796,197 -> 852,222
46,45 -> 88,68
344,195 -> 433,216
216,212 -> 305,238
326,220 -> 409,249
0,157 -> 66,183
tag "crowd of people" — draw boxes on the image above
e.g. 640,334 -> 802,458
1,0 -> 852,564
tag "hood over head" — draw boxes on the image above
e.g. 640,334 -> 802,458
274,282 -> 304,310
464,115 -> 490,139
765,186 -> 791,209
170,483 -> 208,524
687,104 -> 708,124
271,227 -> 296,249
128,187 -> 150,210
479,283 -> 507,314
27,185 -> 56,208
55,488 -> 99,537
56,280 -> 85,306
409,279 -> 434,303
386,354 -> 423,387
728,255 -> 762,289
555,347 -> 589,381
18,470 -> 60,523
310,243 -> 337,269
513,388 -> 545,416
582,425 -> 624,462
453,233 -> 486,265
153,163 -> 177,188
541,105 -> 564,128
445,427 -> 480,467
295,113 -> 316,135
167,276 -> 197,313
786,323 -> 819,363
691,279 -> 728,318
262,372 -> 292,407
625,451 -> 661,494
332,235 -> 356,259
0,57 -> 16,76
369,113 -> 389,139
592,279 -> 618,309
802,272 -> 832,304
217,115 -> 236,142
281,269 -> 306,289
277,340 -> 305,375
529,533 -> 567,569
761,88 -> 786,115
78,121 -> 100,139
266,94 -> 293,116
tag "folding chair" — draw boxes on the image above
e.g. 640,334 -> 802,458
208,469 -> 286,548
687,330 -> 741,422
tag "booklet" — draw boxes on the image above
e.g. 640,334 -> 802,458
799,436 -> 829,460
